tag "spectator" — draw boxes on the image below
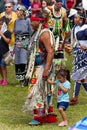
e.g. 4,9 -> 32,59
0,0 -> 5,13
14,5 -> 33,87
0,2 -> 17,56
0,16 -> 11,86
31,0 -> 41,14
4,0 -> 18,11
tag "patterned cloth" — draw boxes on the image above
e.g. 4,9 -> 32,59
72,47 -> 87,81
23,28 -> 54,115
71,24 -> 87,81
23,65 -> 51,115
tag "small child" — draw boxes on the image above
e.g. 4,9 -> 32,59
47,69 -> 71,127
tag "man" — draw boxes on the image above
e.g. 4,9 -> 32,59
23,12 -> 55,125
48,0 -> 68,71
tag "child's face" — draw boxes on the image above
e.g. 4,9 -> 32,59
74,15 -> 81,25
57,75 -> 65,83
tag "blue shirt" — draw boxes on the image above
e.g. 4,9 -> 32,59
55,80 -> 71,102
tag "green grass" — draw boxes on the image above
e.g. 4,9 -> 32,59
0,55 -> 87,130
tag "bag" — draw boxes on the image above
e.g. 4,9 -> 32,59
3,51 -> 13,65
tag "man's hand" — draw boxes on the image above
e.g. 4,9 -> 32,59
42,70 -> 49,81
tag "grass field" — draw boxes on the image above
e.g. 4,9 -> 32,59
0,55 -> 87,130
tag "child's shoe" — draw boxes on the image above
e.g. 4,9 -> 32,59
58,121 -> 68,127
0,80 -> 3,84
1,81 -> 8,86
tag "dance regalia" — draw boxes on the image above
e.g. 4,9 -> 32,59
72,24 -> 87,81
48,5 -> 66,60
23,26 -> 57,124
14,18 -> 32,81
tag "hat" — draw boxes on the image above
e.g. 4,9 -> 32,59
55,0 -> 62,3
68,9 -> 77,18
17,5 -> 26,12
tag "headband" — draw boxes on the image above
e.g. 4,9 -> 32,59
30,16 -> 45,21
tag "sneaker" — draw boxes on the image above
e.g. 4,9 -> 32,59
58,121 -> 68,127
1,81 -> 8,86
0,80 -> 3,84
29,120 -> 41,126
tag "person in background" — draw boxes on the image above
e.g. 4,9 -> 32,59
31,0 -> 41,14
75,0 -> 82,7
68,8 -> 77,28
47,69 -> 71,127
41,0 -> 50,13
0,16 -> 11,86
0,2 -> 17,58
48,0 -> 68,73
70,13 -> 87,105
14,5 -> 33,87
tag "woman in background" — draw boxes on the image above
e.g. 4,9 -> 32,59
0,16 -> 11,86
14,5 -> 32,87
0,2 -> 17,56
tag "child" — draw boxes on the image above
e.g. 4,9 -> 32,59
70,13 -> 87,105
0,16 -> 11,86
47,69 -> 71,127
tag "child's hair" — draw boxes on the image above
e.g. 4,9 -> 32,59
56,69 -> 67,78
56,69 -> 70,81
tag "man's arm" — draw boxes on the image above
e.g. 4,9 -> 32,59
41,31 -> 54,80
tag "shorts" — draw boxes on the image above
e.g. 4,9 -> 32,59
57,102 -> 69,110
0,58 -> 6,66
